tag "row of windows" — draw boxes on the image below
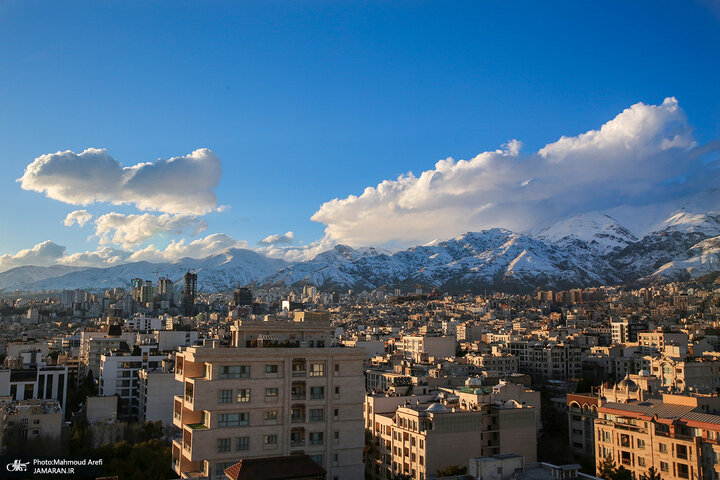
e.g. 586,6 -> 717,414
217,362 -> 341,379
216,408 -> 338,427
218,386 -> 339,403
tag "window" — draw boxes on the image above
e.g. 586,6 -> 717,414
310,386 -> 325,399
333,454 -> 339,466
217,438 -> 231,452
218,389 -> 232,404
659,443 -> 667,453
264,434 -> 277,445
677,463 -> 689,479
265,388 -> 278,397
638,457 -> 645,467
310,408 -> 324,422
237,389 -> 251,403
334,386 -> 340,397
266,364 -> 278,374
676,444 -> 688,460
215,462 -> 235,478
264,410 -> 278,420
660,462 -> 669,472
220,365 -> 250,379
334,409 -> 339,419
218,412 -> 249,427
310,363 -> 325,377
637,439 -> 645,449
335,363 -> 340,373
310,432 -> 324,445
236,437 -> 249,451
310,454 -> 323,466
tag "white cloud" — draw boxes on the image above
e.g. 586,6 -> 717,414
0,241 -> 66,271
19,148 -> 222,215
257,236 -> 335,262
311,97 -> 717,246
128,233 -> 249,262
258,231 -> 295,245
63,210 -> 93,227
61,247 -> 131,268
93,212 -> 206,248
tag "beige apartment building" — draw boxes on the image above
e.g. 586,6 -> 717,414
365,390 -> 537,480
595,394 -> 720,480
172,312 -> 366,480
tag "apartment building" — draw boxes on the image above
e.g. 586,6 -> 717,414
648,356 -> 720,393
139,366 -> 183,425
567,393 -> 600,460
172,312 -> 366,480
466,354 -> 519,376
595,394 -> 720,480
399,335 -> 456,362
99,344 -> 169,420
364,390 -> 537,480
508,341 -> 583,381
0,399 -> 63,454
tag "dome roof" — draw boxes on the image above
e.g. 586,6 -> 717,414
638,369 -> 650,377
618,377 -> 638,390
425,403 -> 447,413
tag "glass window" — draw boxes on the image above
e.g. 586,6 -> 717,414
264,434 -> 277,445
264,410 -> 278,420
217,438 -> 231,452
658,443 -> 667,453
235,437 -> 249,451
265,388 -> 278,397
237,389 -> 251,403
309,363 -> 325,377
310,432 -> 324,445
660,462 -> 669,472
310,454 -> 323,466
218,412 -> 249,427
215,462 -> 235,477
310,386 -> 325,399
218,389 -> 232,404
219,365 -> 250,379
265,364 -> 278,374
310,408 -> 324,422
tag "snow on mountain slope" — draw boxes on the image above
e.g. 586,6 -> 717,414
4,197 -> 720,293
21,248 -> 289,293
535,213 -> 637,255
0,265 -> 88,291
647,236 -> 720,281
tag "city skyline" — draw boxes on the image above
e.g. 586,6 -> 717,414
1,1 -> 719,272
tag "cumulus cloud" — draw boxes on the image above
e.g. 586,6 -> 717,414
257,236 -> 335,262
128,233 -> 249,263
311,97 -> 719,246
61,247 -> 131,268
0,241 -> 67,271
63,210 -> 93,227
93,212 -> 206,248
19,148 -> 222,215
258,231 -> 295,245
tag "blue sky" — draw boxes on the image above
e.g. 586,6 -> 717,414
0,0 -> 719,269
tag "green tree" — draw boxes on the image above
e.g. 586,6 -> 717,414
614,466 -> 632,480
597,455 -> 616,480
640,466 -> 663,480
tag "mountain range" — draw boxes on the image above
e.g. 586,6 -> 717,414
1,192 -> 719,294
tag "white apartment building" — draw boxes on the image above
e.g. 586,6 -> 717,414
99,344 -> 169,420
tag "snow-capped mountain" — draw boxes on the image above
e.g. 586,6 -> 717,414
535,213 -> 637,255
2,201 -> 720,294
0,248 -> 289,293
